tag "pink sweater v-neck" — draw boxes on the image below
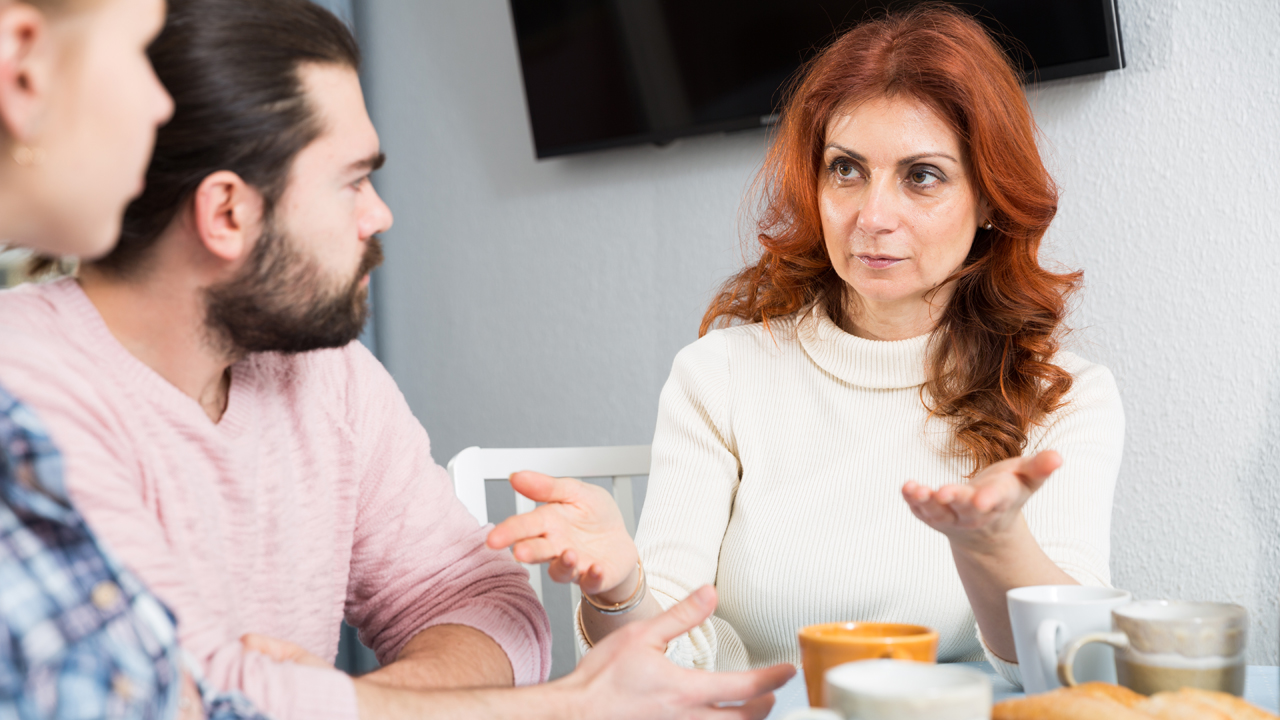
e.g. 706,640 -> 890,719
0,279 -> 551,720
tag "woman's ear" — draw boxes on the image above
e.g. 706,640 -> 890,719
192,170 -> 265,263
0,3 -> 48,145
977,196 -> 993,230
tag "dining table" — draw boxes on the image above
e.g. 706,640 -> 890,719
763,662 -> 1280,718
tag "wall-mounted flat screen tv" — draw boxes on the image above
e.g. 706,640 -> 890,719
510,0 -> 1124,159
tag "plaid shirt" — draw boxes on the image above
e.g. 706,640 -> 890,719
0,385 -> 270,720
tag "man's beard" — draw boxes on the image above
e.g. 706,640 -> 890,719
203,221 -> 384,356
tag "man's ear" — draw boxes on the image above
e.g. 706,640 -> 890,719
0,4 -> 50,144
192,170 -> 265,263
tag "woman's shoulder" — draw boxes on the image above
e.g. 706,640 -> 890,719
680,312 -> 806,365
1053,350 -> 1120,398
1042,349 -> 1124,430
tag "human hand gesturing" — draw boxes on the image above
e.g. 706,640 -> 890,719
902,450 -> 1062,551
486,471 -> 639,599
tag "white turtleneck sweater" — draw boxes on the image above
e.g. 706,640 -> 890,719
606,304 -> 1124,686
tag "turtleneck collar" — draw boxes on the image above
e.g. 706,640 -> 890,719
795,303 -> 933,390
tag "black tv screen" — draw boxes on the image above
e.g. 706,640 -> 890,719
509,0 -> 1124,159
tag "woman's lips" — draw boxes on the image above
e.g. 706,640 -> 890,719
856,255 -> 904,270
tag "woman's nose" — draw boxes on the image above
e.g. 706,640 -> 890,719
855,178 -> 900,234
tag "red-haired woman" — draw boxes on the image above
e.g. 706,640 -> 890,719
489,5 -> 1123,688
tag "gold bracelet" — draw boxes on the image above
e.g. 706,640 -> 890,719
582,560 -> 646,615
576,602 -> 595,648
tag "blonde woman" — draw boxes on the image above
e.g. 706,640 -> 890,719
0,0 -> 207,716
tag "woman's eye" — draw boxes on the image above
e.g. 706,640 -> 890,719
830,160 -> 859,180
909,168 -> 941,187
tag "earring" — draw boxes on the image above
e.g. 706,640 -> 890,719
11,144 -> 43,167
982,221 -> 993,230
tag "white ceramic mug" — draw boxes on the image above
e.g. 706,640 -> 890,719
781,660 -> 991,720
1007,585 -> 1132,694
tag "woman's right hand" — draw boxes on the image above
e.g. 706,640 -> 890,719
486,471 -> 639,599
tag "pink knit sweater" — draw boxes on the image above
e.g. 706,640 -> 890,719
0,279 -> 551,720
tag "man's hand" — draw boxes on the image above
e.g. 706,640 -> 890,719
350,586 -> 795,720
557,585 -> 795,719
240,633 -> 330,669
178,671 -> 207,720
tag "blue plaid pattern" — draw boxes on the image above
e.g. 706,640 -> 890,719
0,386 -> 270,720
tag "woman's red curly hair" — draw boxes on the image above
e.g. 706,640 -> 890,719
701,4 -> 1080,474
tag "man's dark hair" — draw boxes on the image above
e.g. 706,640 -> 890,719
93,0 -> 361,276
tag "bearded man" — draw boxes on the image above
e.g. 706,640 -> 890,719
0,0 -> 558,716
0,1 -> 796,716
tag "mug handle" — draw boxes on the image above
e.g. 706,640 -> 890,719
1057,631 -> 1129,687
1035,620 -> 1066,690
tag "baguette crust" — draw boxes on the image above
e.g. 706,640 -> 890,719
1172,688 -> 1279,720
993,684 -> 1279,720
1135,694 -> 1230,720
1074,681 -> 1146,708
993,687 -> 1160,720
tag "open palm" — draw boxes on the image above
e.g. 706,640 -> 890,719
486,471 -> 639,596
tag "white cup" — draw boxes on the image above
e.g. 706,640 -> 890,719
781,660 -> 991,720
1007,585 -> 1132,694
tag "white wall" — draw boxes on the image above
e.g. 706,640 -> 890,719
359,0 -> 1280,674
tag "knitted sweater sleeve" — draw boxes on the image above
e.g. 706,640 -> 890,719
981,355 -> 1126,688
0,333 -> 358,720
578,331 -> 750,670
337,343 -> 552,685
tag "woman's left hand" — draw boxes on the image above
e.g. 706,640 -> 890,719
902,450 -> 1062,551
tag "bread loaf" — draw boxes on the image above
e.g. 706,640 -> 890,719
1169,688 -> 1280,720
1134,693 -> 1230,720
992,684 -> 1278,720
1073,681 -> 1145,708
992,687 -> 1162,720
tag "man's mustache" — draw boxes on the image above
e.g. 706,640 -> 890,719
358,236 -> 384,279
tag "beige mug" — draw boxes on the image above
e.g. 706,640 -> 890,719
1058,600 -> 1248,696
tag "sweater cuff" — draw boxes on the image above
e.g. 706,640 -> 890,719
648,590 -> 715,670
975,624 -> 1022,690
415,602 -> 551,685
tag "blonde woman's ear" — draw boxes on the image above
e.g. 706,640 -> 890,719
0,3 -> 48,144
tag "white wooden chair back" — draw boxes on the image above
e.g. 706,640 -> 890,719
446,445 -> 650,607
